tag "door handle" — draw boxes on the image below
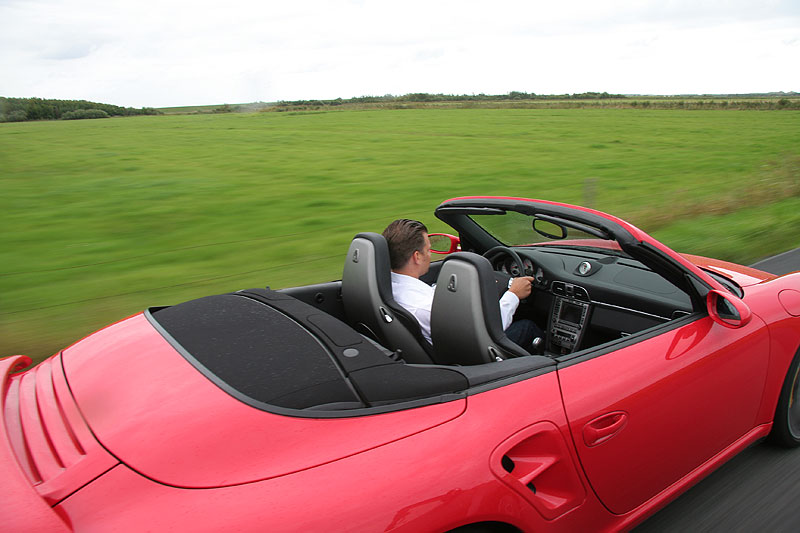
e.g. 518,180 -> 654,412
583,411 -> 628,447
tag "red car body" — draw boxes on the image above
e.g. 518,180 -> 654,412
3,197 -> 800,532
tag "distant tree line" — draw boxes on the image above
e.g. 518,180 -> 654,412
275,91 -> 626,108
0,97 -> 161,122
628,98 -> 800,110
272,91 -> 800,112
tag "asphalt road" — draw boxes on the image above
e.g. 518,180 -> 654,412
635,249 -> 800,532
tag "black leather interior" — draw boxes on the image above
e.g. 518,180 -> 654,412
341,232 -> 435,364
431,252 -> 530,365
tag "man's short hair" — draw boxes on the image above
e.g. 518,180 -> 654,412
382,219 -> 428,270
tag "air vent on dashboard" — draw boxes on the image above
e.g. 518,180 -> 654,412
551,281 -> 590,301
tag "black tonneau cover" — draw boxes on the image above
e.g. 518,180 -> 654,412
150,288 -> 469,411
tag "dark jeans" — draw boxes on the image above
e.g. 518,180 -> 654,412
505,319 -> 544,353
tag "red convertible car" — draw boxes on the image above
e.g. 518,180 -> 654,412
3,196 -> 800,532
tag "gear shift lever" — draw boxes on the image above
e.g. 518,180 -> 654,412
531,336 -> 544,355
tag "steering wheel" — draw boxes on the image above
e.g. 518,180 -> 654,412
483,245 -> 535,301
483,246 -> 526,277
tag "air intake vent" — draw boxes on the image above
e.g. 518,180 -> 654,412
2,354 -> 117,504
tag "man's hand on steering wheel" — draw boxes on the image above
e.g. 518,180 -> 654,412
483,246 -> 536,300
509,276 -> 534,300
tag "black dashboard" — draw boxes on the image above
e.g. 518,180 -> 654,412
491,245 -> 695,355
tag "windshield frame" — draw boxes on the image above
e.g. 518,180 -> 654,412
463,208 -> 624,257
434,197 -> 717,312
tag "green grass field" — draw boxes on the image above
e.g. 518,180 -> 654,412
2,108 -> 799,363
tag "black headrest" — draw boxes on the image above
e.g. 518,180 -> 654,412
352,232 -> 394,303
344,232 -> 434,362
440,252 -> 506,336
434,252 -> 530,363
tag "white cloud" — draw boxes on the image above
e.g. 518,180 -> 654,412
1,0 -> 798,107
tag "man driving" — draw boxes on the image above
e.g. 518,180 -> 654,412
382,219 -> 543,350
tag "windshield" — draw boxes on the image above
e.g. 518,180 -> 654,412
468,210 -> 628,256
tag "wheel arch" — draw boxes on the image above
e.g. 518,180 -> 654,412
446,521 -> 522,533
767,339 -> 800,446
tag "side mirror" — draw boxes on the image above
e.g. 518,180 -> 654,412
706,290 -> 752,328
429,233 -> 460,254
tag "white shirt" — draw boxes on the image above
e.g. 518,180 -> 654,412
390,272 -> 520,344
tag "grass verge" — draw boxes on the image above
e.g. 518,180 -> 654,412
1,108 -> 799,362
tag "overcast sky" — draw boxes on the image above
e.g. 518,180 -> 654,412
1,0 -> 798,108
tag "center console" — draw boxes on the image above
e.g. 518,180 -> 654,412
548,281 -> 592,354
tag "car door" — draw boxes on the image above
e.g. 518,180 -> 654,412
557,313 -> 769,515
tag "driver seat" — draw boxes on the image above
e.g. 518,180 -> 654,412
341,233 -> 435,364
430,252 -> 530,365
